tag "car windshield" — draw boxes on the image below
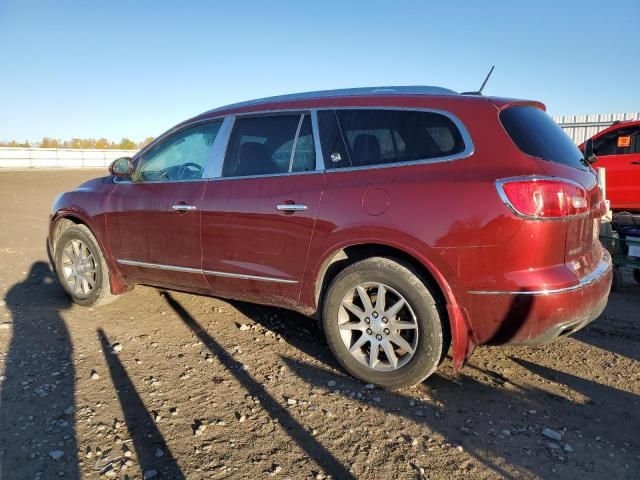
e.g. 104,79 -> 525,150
500,106 -> 586,169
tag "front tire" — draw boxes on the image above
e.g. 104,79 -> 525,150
322,257 -> 445,390
54,224 -> 115,307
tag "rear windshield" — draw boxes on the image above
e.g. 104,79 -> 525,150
500,106 -> 585,169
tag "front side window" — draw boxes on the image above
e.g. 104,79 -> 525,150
593,125 -> 640,156
318,109 -> 466,169
136,121 -> 222,182
222,114 -> 316,177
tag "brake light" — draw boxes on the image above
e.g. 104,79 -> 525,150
497,177 -> 589,219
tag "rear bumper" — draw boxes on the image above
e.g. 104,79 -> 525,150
464,251 -> 612,345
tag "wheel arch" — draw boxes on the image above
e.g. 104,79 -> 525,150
50,210 -> 129,295
311,241 -> 474,369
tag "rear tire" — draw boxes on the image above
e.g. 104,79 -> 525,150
54,224 -> 116,307
322,256 -> 444,390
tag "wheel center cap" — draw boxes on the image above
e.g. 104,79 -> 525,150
371,316 -> 383,333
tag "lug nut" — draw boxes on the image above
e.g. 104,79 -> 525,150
382,317 -> 388,324
364,317 -> 370,324
372,312 -> 378,318
375,334 -> 382,341
383,328 -> 390,335
366,328 -> 372,335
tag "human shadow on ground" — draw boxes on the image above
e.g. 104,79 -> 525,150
0,262 -> 79,479
97,328 -> 185,479
163,292 -> 356,480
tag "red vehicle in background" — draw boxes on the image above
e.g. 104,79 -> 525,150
580,120 -> 640,211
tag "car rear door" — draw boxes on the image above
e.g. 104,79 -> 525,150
106,119 -> 226,291
593,124 -> 640,210
200,112 -> 324,308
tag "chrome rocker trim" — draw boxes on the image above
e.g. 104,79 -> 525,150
116,259 -> 298,284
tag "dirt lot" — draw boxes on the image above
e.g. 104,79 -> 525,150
0,170 -> 638,480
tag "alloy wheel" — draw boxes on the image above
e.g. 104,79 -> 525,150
61,239 -> 97,299
338,282 -> 418,371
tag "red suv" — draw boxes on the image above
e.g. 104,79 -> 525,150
49,86 -> 612,389
579,120 -> 640,211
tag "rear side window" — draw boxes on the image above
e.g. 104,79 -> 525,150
593,125 -> 640,156
318,109 -> 465,169
222,114 -> 315,177
500,106 -> 585,169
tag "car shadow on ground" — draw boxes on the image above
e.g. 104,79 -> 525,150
0,262 -> 79,479
162,292 -> 357,480
227,299 -> 342,370
572,286 -> 640,362
218,293 -> 639,478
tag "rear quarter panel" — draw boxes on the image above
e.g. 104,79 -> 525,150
299,98 -> 546,318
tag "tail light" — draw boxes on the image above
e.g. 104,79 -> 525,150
497,177 -> 589,219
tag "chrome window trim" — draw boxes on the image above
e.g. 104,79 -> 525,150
208,116 -> 235,179
123,105 -> 474,183
495,175 -> 592,222
287,114 -> 305,172
316,106 -> 475,172
311,110 -> 325,170
467,251 -> 611,296
209,169 -> 322,182
116,259 -> 298,284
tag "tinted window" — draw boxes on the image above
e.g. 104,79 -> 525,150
317,110 -> 351,169
319,109 -> 465,169
222,114 -> 315,177
136,121 -> 222,182
593,125 -> 640,156
500,106 -> 585,169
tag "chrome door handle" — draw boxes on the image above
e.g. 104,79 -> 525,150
172,204 -> 197,211
276,204 -> 307,212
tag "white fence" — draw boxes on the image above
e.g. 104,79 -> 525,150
553,113 -> 640,145
0,148 -> 138,169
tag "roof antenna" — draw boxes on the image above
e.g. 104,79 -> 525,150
462,65 -> 495,95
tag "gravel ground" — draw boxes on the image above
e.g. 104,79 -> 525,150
0,169 -> 638,480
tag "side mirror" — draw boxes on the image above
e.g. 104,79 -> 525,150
584,138 -> 598,164
109,157 -> 134,177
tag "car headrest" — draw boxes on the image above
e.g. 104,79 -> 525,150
236,142 -> 272,176
351,134 -> 381,166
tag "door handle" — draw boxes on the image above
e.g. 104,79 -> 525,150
172,204 -> 197,211
631,161 -> 640,165
276,204 -> 307,212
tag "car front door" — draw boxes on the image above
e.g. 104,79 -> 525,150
200,113 -> 324,308
106,119 -> 226,291
594,124 -> 640,210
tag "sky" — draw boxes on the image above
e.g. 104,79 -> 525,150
1,0 -> 638,142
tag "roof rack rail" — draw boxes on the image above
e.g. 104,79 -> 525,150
206,86 -> 459,113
